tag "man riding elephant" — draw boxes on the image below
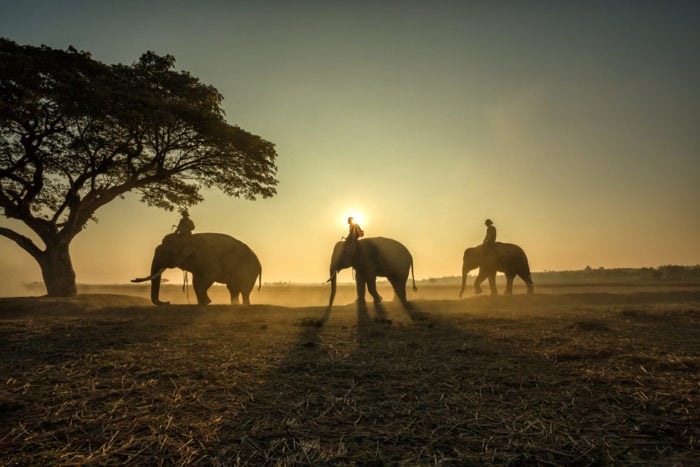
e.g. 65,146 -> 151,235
175,209 -> 195,236
343,216 -> 364,261
346,216 -> 364,242
480,218 -> 498,277
483,218 -> 496,247
460,219 -> 534,296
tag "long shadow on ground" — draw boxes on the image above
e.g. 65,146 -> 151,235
210,295 -> 699,465
0,292 -> 697,464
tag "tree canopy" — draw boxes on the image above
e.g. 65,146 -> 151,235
0,38 -> 278,296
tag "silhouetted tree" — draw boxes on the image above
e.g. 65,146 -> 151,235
0,39 -> 278,296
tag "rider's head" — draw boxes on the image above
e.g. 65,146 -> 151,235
485,218 -> 493,226
348,216 -> 354,224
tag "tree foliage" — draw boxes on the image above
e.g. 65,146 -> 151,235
0,38 -> 278,295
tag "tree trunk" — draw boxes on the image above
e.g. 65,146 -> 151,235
38,242 -> 77,297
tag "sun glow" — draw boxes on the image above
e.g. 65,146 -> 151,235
342,211 -> 366,229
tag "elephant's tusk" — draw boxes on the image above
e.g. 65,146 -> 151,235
131,267 -> 167,283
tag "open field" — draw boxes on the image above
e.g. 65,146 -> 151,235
15,278 -> 700,307
1,285 -> 698,464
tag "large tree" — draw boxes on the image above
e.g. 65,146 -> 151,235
0,39 -> 278,296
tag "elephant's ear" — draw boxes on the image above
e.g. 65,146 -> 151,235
180,239 -> 198,262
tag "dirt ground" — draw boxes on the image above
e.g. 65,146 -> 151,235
0,285 -> 698,464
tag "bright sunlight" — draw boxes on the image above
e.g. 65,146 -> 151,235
342,210 -> 366,229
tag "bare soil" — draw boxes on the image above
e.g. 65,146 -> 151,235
1,285 -> 698,465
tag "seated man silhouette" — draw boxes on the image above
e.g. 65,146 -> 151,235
344,216 -> 364,260
175,209 -> 195,235
346,216 -> 364,242
480,218 -> 498,276
483,218 -> 496,247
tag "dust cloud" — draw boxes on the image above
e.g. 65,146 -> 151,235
0,282 -> 461,306
0,281 -> 45,299
0,281 -> 522,305
109,283 -> 375,307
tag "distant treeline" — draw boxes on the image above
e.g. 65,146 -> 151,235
20,265 -> 700,290
420,265 -> 700,285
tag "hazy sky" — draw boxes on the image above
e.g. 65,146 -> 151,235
1,1 -> 699,292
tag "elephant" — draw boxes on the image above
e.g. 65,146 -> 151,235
327,236 -> 417,310
459,242 -> 534,297
132,232 -> 262,306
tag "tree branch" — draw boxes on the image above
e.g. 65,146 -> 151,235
0,226 -> 43,260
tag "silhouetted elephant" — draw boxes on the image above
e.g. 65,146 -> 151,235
459,242 -> 534,297
327,237 -> 417,310
132,233 -> 261,306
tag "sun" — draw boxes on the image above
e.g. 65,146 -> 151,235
342,211 -> 366,229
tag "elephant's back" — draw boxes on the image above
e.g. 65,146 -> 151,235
362,237 -> 413,270
193,232 -> 240,244
194,233 -> 251,249
496,241 -> 524,253
496,242 -> 531,273
195,233 -> 261,268
364,236 -> 411,254
497,242 -> 528,259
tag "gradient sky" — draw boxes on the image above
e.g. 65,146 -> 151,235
1,1 -> 699,293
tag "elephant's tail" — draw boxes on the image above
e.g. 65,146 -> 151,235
258,268 -> 262,291
522,256 -> 534,285
459,263 -> 467,298
520,255 -> 535,294
410,260 -> 417,292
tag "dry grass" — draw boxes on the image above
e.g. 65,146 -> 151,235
0,287 -> 698,465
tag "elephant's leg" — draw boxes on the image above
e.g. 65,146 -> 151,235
192,275 -> 213,305
389,277 -> 407,305
519,272 -> 535,294
240,290 -> 252,306
473,273 -> 487,294
226,283 -> 241,305
366,277 -> 382,304
355,274 -> 367,305
505,274 -> 515,295
488,274 -> 498,296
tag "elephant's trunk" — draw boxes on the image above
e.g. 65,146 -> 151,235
326,242 -> 347,311
327,271 -> 337,310
459,261 -> 469,298
150,274 -> 170,306
148,262 -> 170,306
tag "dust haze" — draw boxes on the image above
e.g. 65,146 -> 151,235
12,282 -> 429,308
